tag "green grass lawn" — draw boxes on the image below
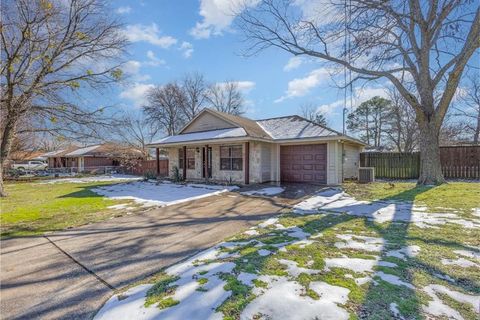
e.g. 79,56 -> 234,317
0,180 -> 134,238
132,181 -> 480,320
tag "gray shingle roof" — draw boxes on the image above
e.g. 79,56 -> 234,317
256,116 -> 339,140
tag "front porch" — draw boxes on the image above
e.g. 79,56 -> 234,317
158,142 -> 251,184
153,140 -> 279,185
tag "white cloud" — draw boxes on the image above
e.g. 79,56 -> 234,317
119,83 -> 154,107
145,50 -> 166,66
190,0 -> 260,39
124,23 -> 177,48
284,56 -> 303,71
317,99 -> 345,115
275,68 -> 332,102
116,6 -> 131,14
216,80 -> 256,92
179,42 -> 194,58
352,86 -> 389,106
121,60 -> 151,82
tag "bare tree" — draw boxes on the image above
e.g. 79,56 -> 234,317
237,0 -> 480,184
205,81 -> 245,115
143,83 -> 186,136
181,72 -> 207,121
300,103 -> 328,126
112,111 -> 159,158
0,0 -> 127,195
385,88 -> 419,152
454,75 -> 480,144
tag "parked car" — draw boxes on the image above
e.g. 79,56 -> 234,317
11,161 -> 48,171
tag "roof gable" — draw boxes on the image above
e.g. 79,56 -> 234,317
180,109 -> 271,139
181,111 -> 237,134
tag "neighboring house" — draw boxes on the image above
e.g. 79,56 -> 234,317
148,109 -> 365,185
43,144 -> 142,171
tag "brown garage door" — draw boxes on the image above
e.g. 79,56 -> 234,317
280,144 -> 327,183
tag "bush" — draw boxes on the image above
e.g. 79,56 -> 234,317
172,166 -> 182,182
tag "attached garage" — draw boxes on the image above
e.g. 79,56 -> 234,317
280,144 -> 327,183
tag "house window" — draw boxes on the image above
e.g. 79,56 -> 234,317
220,145 -> 243,171
178,148 -> 195,169
186,149 -> 195,170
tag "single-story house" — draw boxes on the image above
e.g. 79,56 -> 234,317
147,109 -> 366,185
43,144 -> 142,171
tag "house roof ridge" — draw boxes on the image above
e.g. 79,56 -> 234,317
255,114 -> 300,121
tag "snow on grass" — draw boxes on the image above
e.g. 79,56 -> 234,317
441,258 -> 479,268
454,249 -> 480,260
293,190 -> 480,229
94,284 -> 156,320
92,181 -> 235,208
422,284 -> 480,320
389,302 -> 404,319
241,276 -> 350,320
40,174 -> 142,184
240,187 -> 284,196
374,271 -> 414,289
325,257 -> 378,273
386,245 -> 421,260
237,272 -> 257,286
334,234 -> 384,252
243,229 -> 259,236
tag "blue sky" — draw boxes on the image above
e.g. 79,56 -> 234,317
106,0 -> 478,133
108,0 -> 374,132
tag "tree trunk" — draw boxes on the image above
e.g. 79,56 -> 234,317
0,115 -> 18,197
474,113 -> 480,144
417,119 -> 445,185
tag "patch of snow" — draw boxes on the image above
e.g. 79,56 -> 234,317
422,284 -> 480,320
257,249 -> 272,257
241,276 -> 350,320
94,284 -> 156,320
92,181 -> 232,208
386,246 -> 421,260
325,257 -> 378,273
334,234 -> 384,252
186,183 -> 239,191
293,191 -> 480,229
241,187 -> 284,196
441,258 -> 479,268
258,218 -> 279,228
278,259 -> 321,277
375,271 -> 414,289
244,229 -> 259,236
40,174 -> 142,184
454,249 -> 480,260
354,277 -> 372,285
390,302 -> 404,320
433,272 -> 455,283
293,188 -> 345,214
237,272 -> 257,286
472,208 -> 480,217
378,261 -> 398,268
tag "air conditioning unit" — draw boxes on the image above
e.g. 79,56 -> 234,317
358,167 -> 375,183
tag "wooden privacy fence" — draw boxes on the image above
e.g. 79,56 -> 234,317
360,146 -> 480,179
125,159 -> 169,176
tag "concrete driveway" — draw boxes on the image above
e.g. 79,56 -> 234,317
1,191 -> 297,320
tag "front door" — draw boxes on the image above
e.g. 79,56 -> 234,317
202,147 -> 212,178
